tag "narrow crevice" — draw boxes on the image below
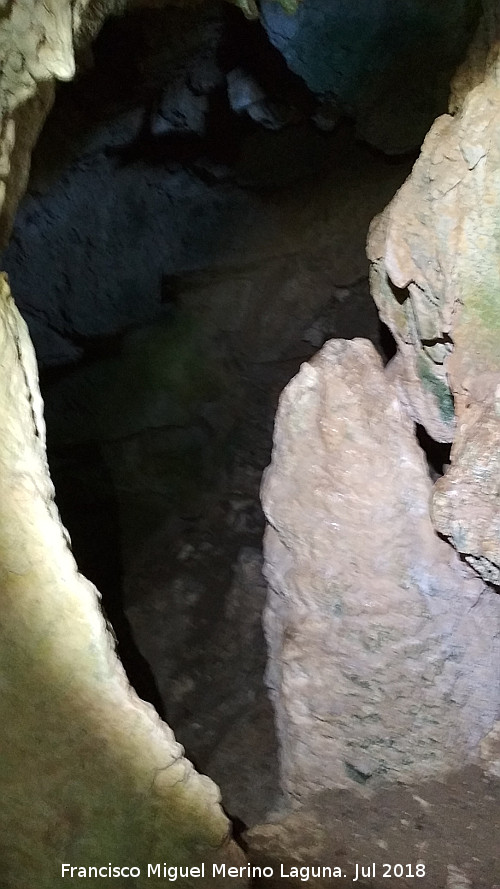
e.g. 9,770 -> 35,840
45,436 -> 166,718
387,277 -> 410,305
415,423 -> 451,480
377,319 -> 397,364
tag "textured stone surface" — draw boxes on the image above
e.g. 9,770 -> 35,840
246,767 -> 500,888
128,546 -> 280,826
368,18 -> 500,581
0,273 -> 246,888
479,722 -> 500,779
0,0 -> 144,247
260,0 -> 479,153
261,338 -> 500,802
3,83 -> 409,368
432,400 -> 500,584
0,0 -> 296,247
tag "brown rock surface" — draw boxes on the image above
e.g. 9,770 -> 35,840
261,339 -> 500,802
246,766 -> 500,889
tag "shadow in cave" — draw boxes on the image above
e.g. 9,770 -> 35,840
1,0 -> 421,827
378,319 -> 397,365
105,83 -> 246,174
45,436 -> 165,719
416,423 -> 451,480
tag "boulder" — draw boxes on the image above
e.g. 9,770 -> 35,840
261,338 -> 500,801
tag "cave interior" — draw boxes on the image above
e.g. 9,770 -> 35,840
2,0 -> 499,875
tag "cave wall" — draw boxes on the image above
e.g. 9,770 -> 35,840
1,0 -> 500,874
262,339 -> 500,801
262,3 -> 500,803
0,273 -> 247,887
0,1 -> 250,884
368,8 -> 500,583
259,0 -> 481,153
0,0 -> 140,249
0,0 -> 295,250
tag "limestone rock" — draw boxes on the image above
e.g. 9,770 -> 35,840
2,86 -> 409,368
479,722 -> 500,779
261,338 -> 500,802
227,68 -> 292,130
368,26 -> 500,580
0,0 -> 117,246
368,36 -> 500,441
260,0 -> 479,154
0,0 -> 292,247
432,400 -> 500,584
0,273 -> 245,887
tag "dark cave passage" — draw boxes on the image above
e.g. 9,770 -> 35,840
0,0 -> 447,825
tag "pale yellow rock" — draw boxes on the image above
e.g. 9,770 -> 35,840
0,274 -> 245,887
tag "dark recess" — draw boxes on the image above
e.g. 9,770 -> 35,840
378,320 -> 397,364
416,423 -> 451,479
46,436 -> 165,718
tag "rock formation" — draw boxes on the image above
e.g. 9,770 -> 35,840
0,273 -> 245,886
0,0 -> 129,248
262,339 -> 500,801
2,0 -> 500,878
0,1 -> 256,882
0,0 -> 295,250
368,10 -> 500,582
260,0 -> 480,153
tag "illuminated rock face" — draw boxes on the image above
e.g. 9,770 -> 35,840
262,339 -> 500,802
1,0 -> 500,872
0,273 -> 245,887
368,12 -> 500,583
0,0 -> 126,248
0,7 -> 250,880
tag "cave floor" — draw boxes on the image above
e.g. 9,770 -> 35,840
246,765 -> 500,889
123,277 -> 388,826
